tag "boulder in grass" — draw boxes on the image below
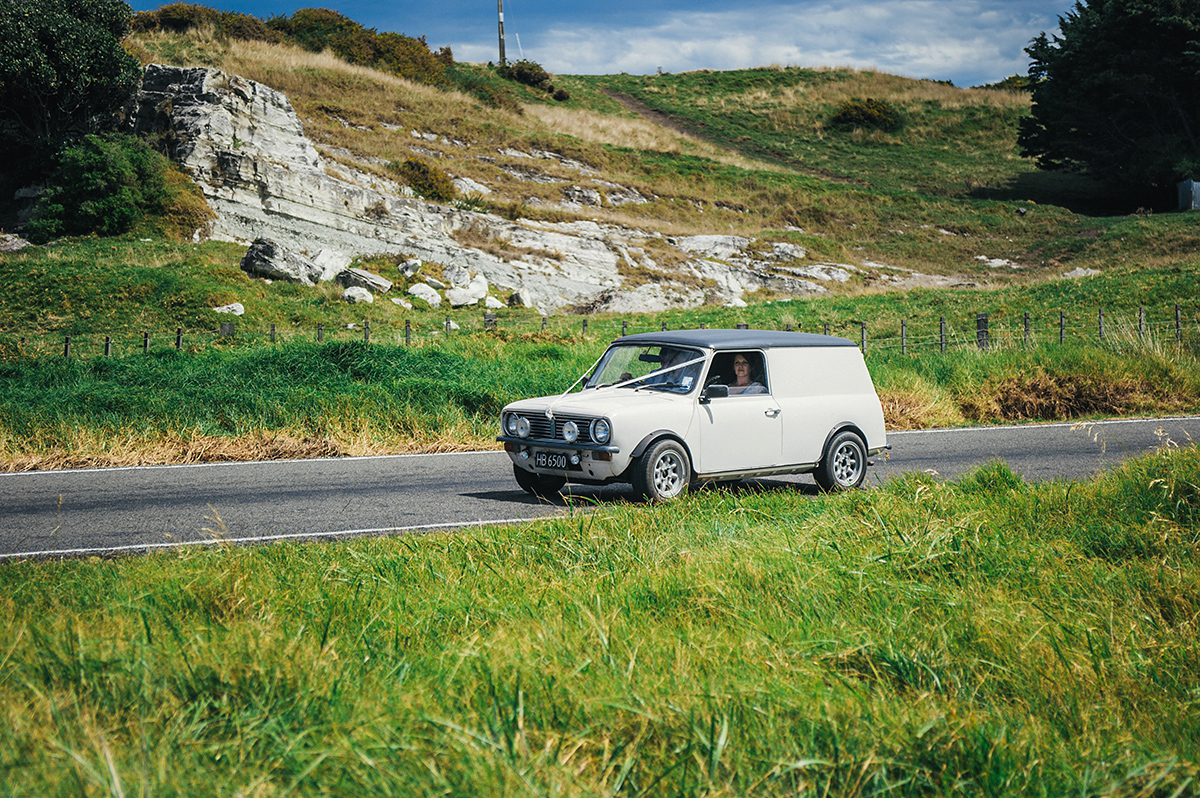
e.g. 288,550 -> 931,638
337,267 -> 393,293
240,238 -> 323,286
408,282 -> 442,307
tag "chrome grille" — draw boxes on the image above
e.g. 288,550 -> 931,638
526,413 -> 598,444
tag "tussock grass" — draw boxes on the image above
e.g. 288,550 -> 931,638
1,447 -> 1197,793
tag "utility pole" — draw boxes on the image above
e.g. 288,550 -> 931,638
497,0 -> 506,65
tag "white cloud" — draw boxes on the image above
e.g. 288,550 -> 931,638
479,0 -> 1055,86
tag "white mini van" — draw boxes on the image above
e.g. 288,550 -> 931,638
499,329 -> 888,500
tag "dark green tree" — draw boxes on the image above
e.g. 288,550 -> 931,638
1019,0 -> 1200,190
0,0 -> 142,174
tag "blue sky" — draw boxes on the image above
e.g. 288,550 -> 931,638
130,0 -> 1067,87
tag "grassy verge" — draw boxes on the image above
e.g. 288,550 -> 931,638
2,447 -> 1197,794
1,327 -> 1198,470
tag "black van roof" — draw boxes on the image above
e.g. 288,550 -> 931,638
614,329 -> 858,350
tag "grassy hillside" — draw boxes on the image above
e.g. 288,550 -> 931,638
1,27 -> 1199,468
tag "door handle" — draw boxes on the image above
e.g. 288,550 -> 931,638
764,407 -> 781,418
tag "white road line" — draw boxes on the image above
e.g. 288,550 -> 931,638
0,517 -> 541,561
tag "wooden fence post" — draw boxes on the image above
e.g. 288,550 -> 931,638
104,336 -> 112,358
1138,306 -> 1145,340
143,331 -> 149,353
621,320 -> 627,336
1098,308 -> 1105,340
823,322 -> 830,336
859,322 -> 866,353
541,316 -> 547,331
270,323 -> 276,343
901,319 -> 907,355
1059,311 -> 1065,345
175,328 -> 183,351
405,319 -> 411,345
940,316 -> 946,353
1177,304 -> 1183,344
317,322 -> 324,342
1024,312 -> 1030,346
364,320 -> 370,343
63,336 -> 71,358
976,313 -> 989,350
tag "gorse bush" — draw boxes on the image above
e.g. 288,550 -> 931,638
499,59 -> 550,89
390,158 -> 456,202
497,59 -> 570,101
26,134 -> 174,242
829,97 -> 905,133
133,5 -> 448,86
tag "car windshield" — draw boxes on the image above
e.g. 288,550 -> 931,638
585,344 -> 705,394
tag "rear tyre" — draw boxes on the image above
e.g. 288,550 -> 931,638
814,431 -> 867,492
513,464 -> 566,497
633,439 -> 691,501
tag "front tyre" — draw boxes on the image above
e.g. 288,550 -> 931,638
814,431 -> 867,492
513,464 -> 566,497
633,439 -> 691,501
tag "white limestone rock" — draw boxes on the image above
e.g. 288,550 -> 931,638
408,283 -> 442,307
343,286 -> 374,303
239,239 -> 323,286
337,267 -> 393,293
313,249 -> 353,282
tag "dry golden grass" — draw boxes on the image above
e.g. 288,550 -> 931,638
0,427 -> 497,473
879,388 -> 965,431
751,67 -> 1030,113
522,104 -> 783,173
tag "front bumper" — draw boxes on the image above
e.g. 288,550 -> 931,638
498,436 -> 624,481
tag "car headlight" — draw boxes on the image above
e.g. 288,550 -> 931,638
591,418 -> 611,444
562,420 -> 579,443
505,413 -> 531,439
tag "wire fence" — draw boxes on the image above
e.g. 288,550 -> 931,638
4,303 -> 1200,360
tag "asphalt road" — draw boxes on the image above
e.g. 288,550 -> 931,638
2,416 -> 1198,560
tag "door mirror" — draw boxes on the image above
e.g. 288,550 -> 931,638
700,384 -> 728,404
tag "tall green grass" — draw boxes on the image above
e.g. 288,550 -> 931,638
2,447 -> 1197,794
2,328 -> 1198,467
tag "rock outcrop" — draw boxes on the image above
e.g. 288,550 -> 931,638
125,63 -> 857,313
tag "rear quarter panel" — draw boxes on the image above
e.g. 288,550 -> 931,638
769,347 -> 887,464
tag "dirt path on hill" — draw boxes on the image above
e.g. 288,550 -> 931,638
600,89 -> 706,140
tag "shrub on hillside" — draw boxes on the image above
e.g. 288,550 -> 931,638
495,60 -> 570,101
133,4 -> 282,43
216,12 -> 283,43
390,159 -> 456,203
25,134 -> 175,242
830,98 -> 904,133
131,3 -> 219,33
499,59 -> 551,89
374,33 -> 448,86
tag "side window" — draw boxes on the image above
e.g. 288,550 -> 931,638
719,351 -> 769,395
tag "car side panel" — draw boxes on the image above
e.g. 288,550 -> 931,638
769,348 -> 887,463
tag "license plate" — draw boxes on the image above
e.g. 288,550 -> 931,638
535,451 -> 571,470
